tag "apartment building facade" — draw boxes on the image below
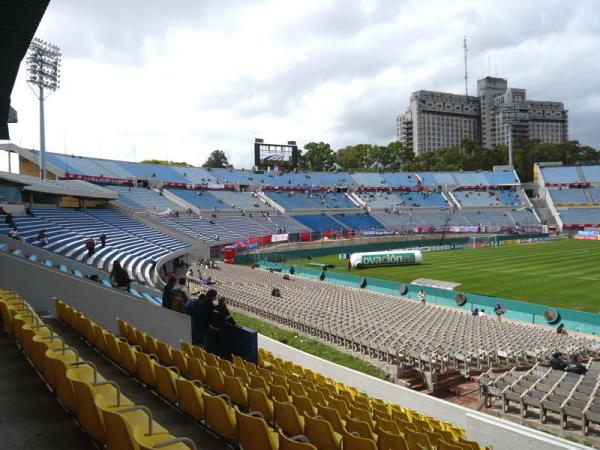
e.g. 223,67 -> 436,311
397,77 -> 568,155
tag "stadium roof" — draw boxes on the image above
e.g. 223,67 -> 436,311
0,171 -> 118,199
0,0 -> 50,140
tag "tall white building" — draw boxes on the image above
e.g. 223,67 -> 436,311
398,77 -> 569,155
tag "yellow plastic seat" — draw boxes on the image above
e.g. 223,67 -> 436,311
191,345 -> 206,361
46,347 -> 86,411
377,428 -> 409,450
118,341 -> 139,375
157,341 -> 174,366
176,378 -> 205,421
203,351 -> 219,368
279,432 -> 317,450
248,387 -> 274,424
180,340 -> 193,356
100,404 -> 170,450
188,357 -> 206,384
205,364 -> 226,394
202,393 -> 237,441
116,318 -> 128,339
343,428 -> 378,450
104,333 -> 123,364
270,383 -> 291,402
307,388 -> 328,407
376,418 -> 400,435
171,349 -> 189,377
346,416 -> 377,441
224,374 -> 248,408
137,352 -> 158,388
233,366 -> 250,386
288,380 -> 306,397
134,329 -> 147,351
317,404 -> 346,434
274,399 -> 305,436
438,440 -> 465,450
304,415 -> 342,450
145,335 -> 159,356
232,355 -> 245,369
32,333 -> 64,372
135,429 -> 196,450
292,393 -> 317,418
68,369 -> 133,443
92,324 -> 109,354
244,360 -> 259,376
405,429 -> 432,450
250,374 -> 270,394
329,397 -> 350,420
218,358 -> 235,377
236,408 -> 278,450
155,364 -> 181,403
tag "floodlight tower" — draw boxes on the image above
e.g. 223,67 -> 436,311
26,37 -> 61,179
502,106 -> 520,168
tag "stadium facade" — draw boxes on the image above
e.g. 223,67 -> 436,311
397,76 -> 569,155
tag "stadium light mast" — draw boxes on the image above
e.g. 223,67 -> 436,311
26,37 -> 61,179
502,107 -> 520,169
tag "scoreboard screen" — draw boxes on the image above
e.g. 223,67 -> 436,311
254,139 -> 299,168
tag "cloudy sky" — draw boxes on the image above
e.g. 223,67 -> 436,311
3,0 -> 600,171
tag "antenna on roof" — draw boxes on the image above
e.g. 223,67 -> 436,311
463,37 -> 469,97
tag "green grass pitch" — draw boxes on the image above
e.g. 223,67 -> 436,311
291,238 -> 600,313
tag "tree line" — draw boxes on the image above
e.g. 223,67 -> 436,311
149,139 -> 600,183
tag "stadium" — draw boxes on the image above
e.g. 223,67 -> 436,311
2,2 -> 600,450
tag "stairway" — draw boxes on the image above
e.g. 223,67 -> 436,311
531,197 -> 558,226
397,364 -> 428,391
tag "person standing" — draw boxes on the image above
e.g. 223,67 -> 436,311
347,259 -> 352,271
99,233 -> 107,248
185,293 -> 213,346
418,289 -> 426,305
162,274 -> 177,309
494,302 -> 505,321
85,237 -> 95,257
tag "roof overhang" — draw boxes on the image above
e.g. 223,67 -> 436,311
0,0 -> 51,139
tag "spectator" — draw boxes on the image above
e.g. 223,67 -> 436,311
8,226 -> 20,240
203,276 -> 214,286
479,309 -> 486,317
185,292 -> 213,346
208,295 -> 237,358
550,352 -> 566,371
37,230 -> 49,247
494,302 -> 505,321
110,261 -> 131,291
557,323 -> 568,335
418,289 -> 426,305
25,207 -> 34,216
99,233 -> 107,248
5,212 -> 14,225
171,277 -> 189,313
347,259 -> 352,271
85,237 -> 96,257
472,308 -> 479,317
161,274 -> 177,309
566,354 -> 587,375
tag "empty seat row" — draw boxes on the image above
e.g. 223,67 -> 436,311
0,290 -> 195,449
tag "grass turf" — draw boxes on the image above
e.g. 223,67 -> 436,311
290,238 -> 600,313
231,311 -> 390,380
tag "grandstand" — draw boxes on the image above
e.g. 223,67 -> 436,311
537,164 -> 600,230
